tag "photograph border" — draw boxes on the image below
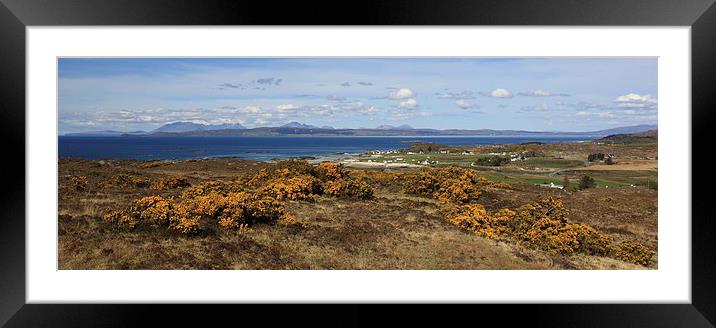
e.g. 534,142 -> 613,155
2,0 -> 715,326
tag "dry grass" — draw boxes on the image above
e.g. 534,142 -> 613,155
571,160 -> 657,171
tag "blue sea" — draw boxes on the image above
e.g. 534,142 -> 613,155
58,135 -> 596,161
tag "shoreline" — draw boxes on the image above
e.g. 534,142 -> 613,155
58,135 -> 601,162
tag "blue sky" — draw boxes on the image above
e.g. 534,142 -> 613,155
58,58 -> 657,133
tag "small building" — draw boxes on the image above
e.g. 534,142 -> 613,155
538,182 -> 564,190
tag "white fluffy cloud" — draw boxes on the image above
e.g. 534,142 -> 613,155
239,105 -> 262,114
388,88 -> 416,100
455,99 -> 477,109
482,88 -> 513,98
60,100 -> 388,130
398,98 -> 418,109
615,93 -> 655,103
614,93 -> 657,109
276,104 -> 299,112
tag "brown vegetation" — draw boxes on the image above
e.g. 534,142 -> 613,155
101,174 -> 151,189
150,176 -> 190,190
58,156 -> 657,269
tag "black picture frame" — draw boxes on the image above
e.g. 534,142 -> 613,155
1,0 -> 715,326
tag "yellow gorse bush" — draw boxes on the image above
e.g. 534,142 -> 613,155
104,190 -> 287,234
103,210 -> 139,229
316,161 -> 349,180
445,197 -> 647,263
140,161 -> 170,169
447,204 -> 512,240
323,178 -> 374,199
104,196 -> 180,231
520,216 -> 582,254
218,215 -> 241,229
436,179 -> 482,204
509,197 -> 570,234
216,191 -> 286,227
169,203 -> 202,234
610,240 -> 656,266
406,167 -> 492,204
247,168 -> 270,186
70,176 -> 89,191
246,160 -> 374,200
347,169 -> 401,189
316,162 -> 374,199
506,198 -> 611,255
150,177 -> 190,190
248,160 -> 317,186
278,213 -> 297,225
258,175 -> 323,201
273,159 -> 316,176
131,196 -> 173,225
563,223 -> 613,256
185,193 -> 227,219
107,195 -> 202,234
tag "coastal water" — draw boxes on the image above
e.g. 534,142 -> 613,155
58,135 -> 596,161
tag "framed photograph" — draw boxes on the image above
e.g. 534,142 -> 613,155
2,0 -> 715,326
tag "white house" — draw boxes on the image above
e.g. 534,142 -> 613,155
538,182 -> 564,189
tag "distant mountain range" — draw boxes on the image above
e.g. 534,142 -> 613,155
281,122 -> 318,129
63,122 -> 657,138
587,124 -> 658,136
376,124 -> 414,130
153,122 -> 247,133
62,130 -> 148,137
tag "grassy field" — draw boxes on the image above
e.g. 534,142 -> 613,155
58,141 -> 658,270
351,142 -> 657,190
510,157 -> 586,169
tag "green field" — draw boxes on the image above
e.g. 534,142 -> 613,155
510,157 -> 586,169
354,152 -> 655,190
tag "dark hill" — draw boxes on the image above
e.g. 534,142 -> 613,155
598,129 -> 657,144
